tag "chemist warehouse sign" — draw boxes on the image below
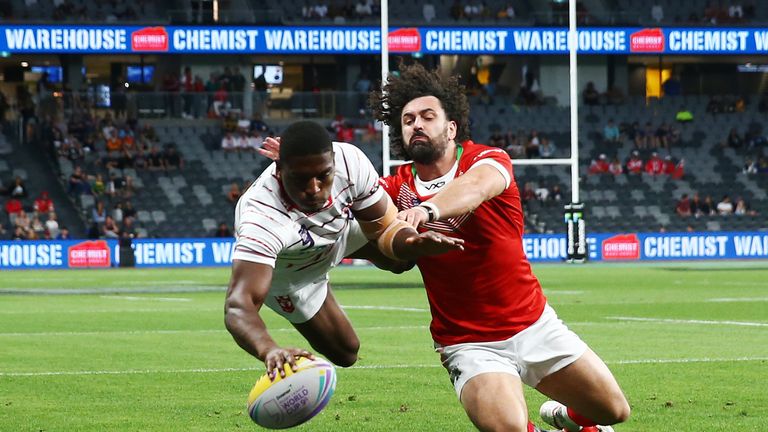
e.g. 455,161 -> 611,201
3,25 -> 768,55
1,232 -> 767,269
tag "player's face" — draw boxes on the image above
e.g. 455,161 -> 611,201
401,95 -> 457,164
278,152 -> 335,212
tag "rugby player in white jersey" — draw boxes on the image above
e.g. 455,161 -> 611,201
224,120 -> 464,379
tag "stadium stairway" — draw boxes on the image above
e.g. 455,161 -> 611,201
2,130 -> 86,237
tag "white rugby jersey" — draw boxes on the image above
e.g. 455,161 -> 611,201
233,142 -> 384,292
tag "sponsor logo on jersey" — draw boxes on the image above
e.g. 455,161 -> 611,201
298,225 -> 314,247
423,181 -> 446,191
602,234 -> 640,260
274,295 -> 295,313
630,28 -> 664,52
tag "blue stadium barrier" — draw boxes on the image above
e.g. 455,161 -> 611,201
1,231 -> 766,270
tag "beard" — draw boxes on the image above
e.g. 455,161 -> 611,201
405,128 -> 450,164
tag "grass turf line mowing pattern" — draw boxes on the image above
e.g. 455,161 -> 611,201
1,263 -> 767,431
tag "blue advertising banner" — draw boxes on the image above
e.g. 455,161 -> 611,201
1,232 -> 766,270
2,25 -> 768,55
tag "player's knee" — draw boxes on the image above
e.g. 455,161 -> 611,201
473,416 -> 528,432
327,338 -> 360,368
598,397 -> 631,425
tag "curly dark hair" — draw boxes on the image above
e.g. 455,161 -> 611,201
369,62 -> 470,159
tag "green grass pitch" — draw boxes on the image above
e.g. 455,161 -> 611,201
1,262 -> 767,431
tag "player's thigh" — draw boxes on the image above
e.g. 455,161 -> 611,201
461,373 -> 528,432
535,347 -> 629,424
292,287 -> 360,365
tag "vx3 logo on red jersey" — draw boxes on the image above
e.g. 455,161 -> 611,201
423,181 -> 446,191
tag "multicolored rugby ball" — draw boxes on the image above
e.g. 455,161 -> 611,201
247,356 -> 337,429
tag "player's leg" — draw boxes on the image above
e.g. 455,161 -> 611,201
440,342 -> 537,432
292,286 -> 360,367
460,373 -> 530,432
536,348 -> 629,430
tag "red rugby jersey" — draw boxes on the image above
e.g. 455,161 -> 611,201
380,141 -> 547,346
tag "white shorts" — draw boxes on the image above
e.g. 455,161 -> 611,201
264,221 -> 368,324
437,304 -> 587,399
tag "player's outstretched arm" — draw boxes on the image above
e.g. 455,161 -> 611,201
398,164 -> 507,227
225,259 -> 314,379
356,194 -> 464,261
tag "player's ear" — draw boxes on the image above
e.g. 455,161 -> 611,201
447,120 -> 457,141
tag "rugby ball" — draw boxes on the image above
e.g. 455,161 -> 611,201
247,356 -> 337,429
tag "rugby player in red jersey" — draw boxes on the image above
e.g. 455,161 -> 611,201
370,63 -> 630,432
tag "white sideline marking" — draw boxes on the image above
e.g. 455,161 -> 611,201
100,296 -> 192,302
707,297 -> 768,303
342,305 -> 429,312
0,325 -> 429,337
608,316 -> 768,327
3,357 -> 767,377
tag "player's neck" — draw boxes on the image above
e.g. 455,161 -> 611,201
414,142 -> 458,181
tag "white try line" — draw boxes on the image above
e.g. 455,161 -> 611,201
707,297 -> 768,302
0,325 -> 430,337
100,296 -> 193,302
3,357 -> 767,377
608,316 -> 768,327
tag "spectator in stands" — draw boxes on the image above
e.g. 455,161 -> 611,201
422,2 -> 437,22
644,152 -> 664,175
689,193 -> 701,217
56,226 -> 71,240
488,130 -> 505,148
538,137 -> 555,158
637,122 -> 655,149
103,215 -> 120,238
656,122 -> 671,150
30,214 -> 45,238
734,197 -> 756,216
504,131 -> 525,159
701,195 -> 716,216
14,210 -> 30,232
9,176 -> 28,199
716,195 -> 734,215
213,222 -> 232,238
246,130 -> 265,152
651,4 -> 664,23
147,146 -> 165,170
583,81 -> 600,106
4,197 -> 23,220
120,216 -> 137,239
163,146 -> 184,170
603,119 -> 620,144
33,191 -> 54,215
675,194 -> 692,217
227,182 -> 242,205
68,166 -> 90,196
123,201 -> 136,221
588,154 -> 610,174
91,174 -> 106,196
92,201 -> 107,225
671,158 -> 685,179
608,157 -> 624,175
221,132 -> 238,152
724,128 -> 743,148
674,106 -> 693,124
450,0 -> 464,20
728,3 -> 744,20
499,3 -> 515,19
526,129 -> 540,158
743,157 -> 758,174
250,113 -> 270,135
11,226 -> 27,241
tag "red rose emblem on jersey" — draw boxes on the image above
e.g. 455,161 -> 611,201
274,295 -> 295,313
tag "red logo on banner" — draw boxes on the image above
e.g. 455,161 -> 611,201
131,27 -> 169,51
630,28 -> 664,52
602,234 -> 641,260
68,240 -> 111,268
388,28 -> 421,52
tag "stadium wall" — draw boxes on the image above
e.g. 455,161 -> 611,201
1,232 -> 767,270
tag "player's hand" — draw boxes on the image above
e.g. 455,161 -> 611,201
263,347 -> 315,380
404,231 -> 464,255
397,206 -> 430,228
257,136 -> 281,161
